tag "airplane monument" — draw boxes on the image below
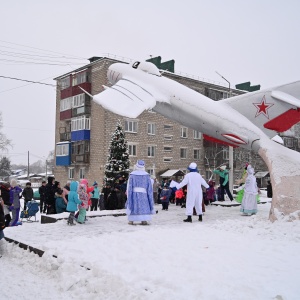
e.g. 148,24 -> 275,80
83,61 -> 300,221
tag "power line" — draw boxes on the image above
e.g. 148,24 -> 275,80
0,75 -> 56,86
3,125 -> 52,132
0,58 -> 84,66
0,40 -> 86,60
0,49 -> 86,60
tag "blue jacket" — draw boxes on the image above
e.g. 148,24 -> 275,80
66,181 -> 82,212
91,186 -> 100,199
55,197 -> 67,213
160,188 -> 171,203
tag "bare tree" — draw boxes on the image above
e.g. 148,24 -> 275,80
0,112 -> 12,151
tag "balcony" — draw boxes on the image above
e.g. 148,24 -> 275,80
71,153 -> 90,164
60,132 -> 71,142
72,105 -> 91,117
61,82 -> 91,99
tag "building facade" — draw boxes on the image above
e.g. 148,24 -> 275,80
53,56 -> 258,185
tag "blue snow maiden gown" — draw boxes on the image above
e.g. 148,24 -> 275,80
126,170 -> 155,222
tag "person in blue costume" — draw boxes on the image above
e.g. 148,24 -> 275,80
9,179 -> 22,226
126,160 -> 155,225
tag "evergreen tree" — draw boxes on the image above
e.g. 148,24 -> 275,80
104,122 -> 130,187
0,156 -> 11,179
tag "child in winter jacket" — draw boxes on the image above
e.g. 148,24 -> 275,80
175,188 -> 184,206
66,181 -> 82,225
77,183 -> 89,223
160,184 -> 172,211
206,180 -> 216,204
9,179 -> 22,226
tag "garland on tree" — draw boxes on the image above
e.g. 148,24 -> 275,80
103,121 -> 130,187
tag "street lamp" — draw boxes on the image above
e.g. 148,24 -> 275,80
216,71 -> 231,97
215,71 -> 233,193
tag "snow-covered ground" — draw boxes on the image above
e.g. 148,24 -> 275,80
1,197 -> 300,300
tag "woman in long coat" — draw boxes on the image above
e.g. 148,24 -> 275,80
126,160 -> 155,225
240,164 -> 259,215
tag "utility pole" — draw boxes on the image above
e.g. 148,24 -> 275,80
27,151 -> 30,180
45,159 -> 48,179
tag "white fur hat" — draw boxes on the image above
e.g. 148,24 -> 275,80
10,178 -> 18,187
220,165 -> 226,170
134,160 -> 145,170
188,162 -> 197,170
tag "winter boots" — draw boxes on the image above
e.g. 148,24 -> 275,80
198,215 -> 203,222
183,216 -> 192,223
67,213 -> 76,225
67,220 -> 76,226
141,221 -> 148,225
128,221 -> 134,225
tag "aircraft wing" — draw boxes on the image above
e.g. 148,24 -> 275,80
92,77 -> 168,118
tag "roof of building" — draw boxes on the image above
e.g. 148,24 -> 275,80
160,169 -> 185,177
255,171 -> 269,178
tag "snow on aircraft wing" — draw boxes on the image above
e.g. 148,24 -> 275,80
92,77 -> 168,118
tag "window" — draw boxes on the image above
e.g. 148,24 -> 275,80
180,148 -> 187,159
72,93 -> 85,108
60,76 -> 70,90
207,88 -> 224,101
147,146 -> 155,157
125,120 -> 138,133
72,141 -> 90,155
164,146 -> 173,152
222,92 -> 229,99
164,124 -> 173,130
205,171 -> 211,180
223,149 -> 229,160
163,157 -> 173,162
56,143 -> 69,156
68,168 -> 74,179
128,144 -> 137,156
72,71 -> 88,86
194,149 -> 200,160
180,127 -> 188,138
147,123 -> 156,135
164,135 -> 173,141
71,116 -> 90,131
79,168 -> 85,179
284,137 -> 294,148
193,130 -> 202,139
60,97 -> 72,111
147,169 -> 154,176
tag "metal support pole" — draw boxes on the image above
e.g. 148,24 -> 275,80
229,146 -> 233,193
27,151 -> 30,180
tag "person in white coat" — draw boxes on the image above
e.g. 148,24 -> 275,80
240,164 -> 259,215
177,162 -> 209,222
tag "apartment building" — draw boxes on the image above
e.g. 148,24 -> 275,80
53,55 -> 245,185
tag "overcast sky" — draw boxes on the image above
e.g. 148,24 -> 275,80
0,0 -> 299,165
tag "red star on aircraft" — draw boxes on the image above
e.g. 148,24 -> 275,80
253,96 -> 274,118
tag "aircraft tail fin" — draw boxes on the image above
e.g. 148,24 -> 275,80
223,81 -> 300,137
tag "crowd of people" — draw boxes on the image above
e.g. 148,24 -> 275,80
0,160 -> 264,238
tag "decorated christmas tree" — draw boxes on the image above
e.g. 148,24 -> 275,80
104,122 -> 130,187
